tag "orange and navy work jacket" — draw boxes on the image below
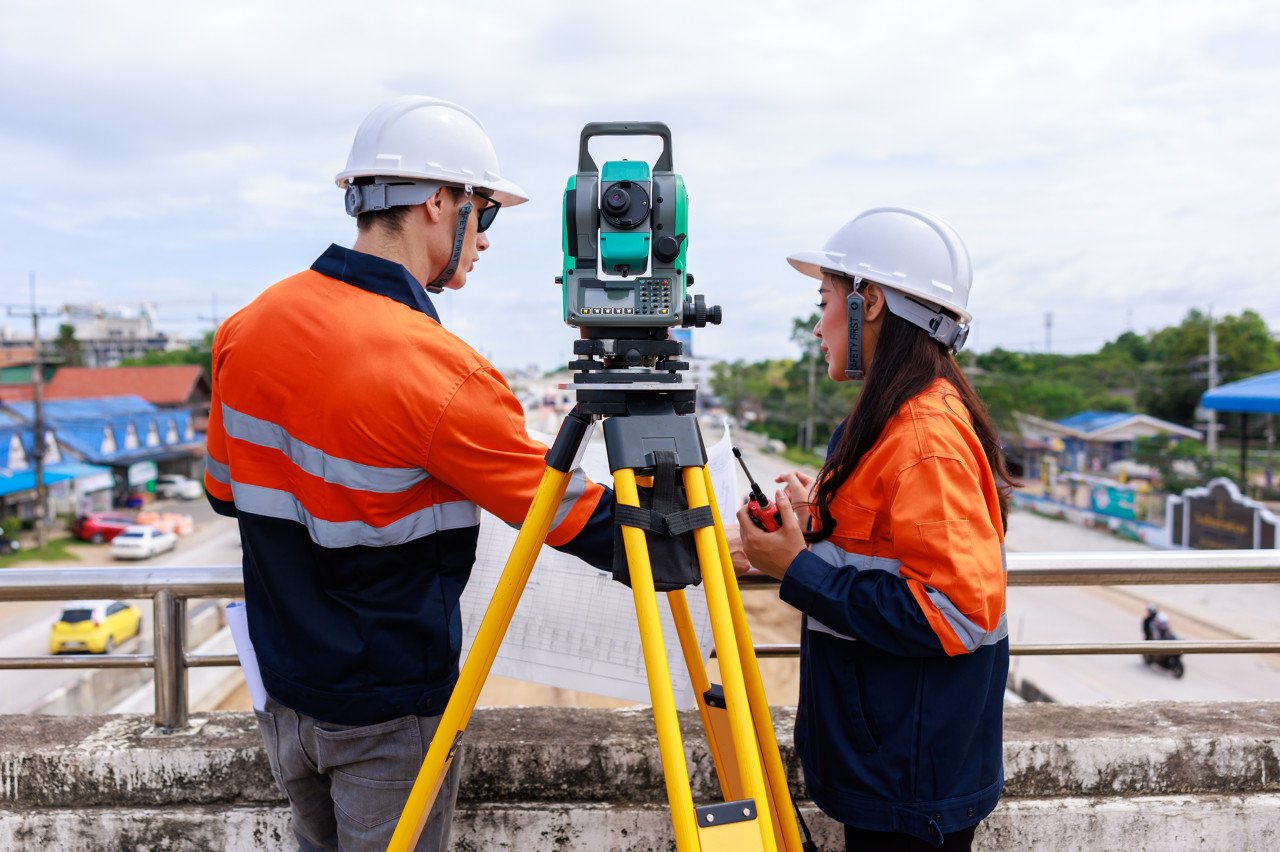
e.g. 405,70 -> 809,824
778,378 -> 1008,843
205,245 -> 613,725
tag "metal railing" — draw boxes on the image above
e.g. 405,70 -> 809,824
738,550 -> 1280,658
2,550 -> 1279,731
0,566 -> 240,730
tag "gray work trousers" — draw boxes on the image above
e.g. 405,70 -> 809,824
254,696 -> 462,851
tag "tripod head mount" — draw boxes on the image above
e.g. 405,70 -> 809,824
566,331 -> 698,416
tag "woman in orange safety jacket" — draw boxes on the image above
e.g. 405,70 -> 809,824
738,208 -> 1014,851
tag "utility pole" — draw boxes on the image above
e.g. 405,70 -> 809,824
1044,312 -> 1053,354
6,274 -> 61,549
197,293 -> 222,331
1207,307 -> 1219,455
804,348 -> 816,454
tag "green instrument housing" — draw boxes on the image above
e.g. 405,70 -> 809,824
560,122 -> 690,329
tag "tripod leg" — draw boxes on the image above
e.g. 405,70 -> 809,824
668,589 -> 738,798
702,466 -> 805,852
684,466 -> 779,851
614,467 -> 702,852
389,413 -> 589,851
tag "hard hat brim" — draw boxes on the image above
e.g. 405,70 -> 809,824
786,250 -> 839,280
481,177 -> 529,207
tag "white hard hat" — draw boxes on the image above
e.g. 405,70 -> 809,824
788,207 -> 974,325
335,96 -> 529,208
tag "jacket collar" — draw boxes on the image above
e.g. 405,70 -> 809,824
311,244 -> 441,323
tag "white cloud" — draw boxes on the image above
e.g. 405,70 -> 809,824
1,0 -> 1278,367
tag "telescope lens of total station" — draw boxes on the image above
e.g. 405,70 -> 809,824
604,185 -> 631,213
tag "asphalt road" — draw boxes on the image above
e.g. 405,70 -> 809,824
0,496 -> 241,714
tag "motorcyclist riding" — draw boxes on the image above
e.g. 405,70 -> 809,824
1142,609 -> 1185,678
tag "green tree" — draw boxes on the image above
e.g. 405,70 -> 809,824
52,324 -> 83,368
1140,310 -> 1280,426
1132,436 -> 1233,494
120,330 -> 214,378
711,306 -> 1277,460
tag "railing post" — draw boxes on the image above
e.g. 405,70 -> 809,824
153,588 -> 188,730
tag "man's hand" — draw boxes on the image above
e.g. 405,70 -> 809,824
735,490 -> 806,581
724,523 -> 753,574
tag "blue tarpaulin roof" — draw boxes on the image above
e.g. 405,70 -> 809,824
6,396 -> 156,419
0,461 -> 113,497
1201,370 -> 1280,414
1056,411 -> 1134,434
3,396 -> 200,465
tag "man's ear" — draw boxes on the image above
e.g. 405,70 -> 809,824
422,188 -> 449,225
862,282 -> 886,321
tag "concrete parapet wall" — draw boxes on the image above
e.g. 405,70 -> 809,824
0,702 -> 1275,850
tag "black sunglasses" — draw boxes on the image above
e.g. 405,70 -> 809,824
473,193 -> 501,233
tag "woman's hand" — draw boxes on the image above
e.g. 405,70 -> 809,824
735,490 -> 807,581
774,470 -> 815,508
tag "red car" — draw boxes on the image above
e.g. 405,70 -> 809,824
72,513 -> 137,544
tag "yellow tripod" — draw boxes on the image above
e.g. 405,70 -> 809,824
388,396 -> 805,851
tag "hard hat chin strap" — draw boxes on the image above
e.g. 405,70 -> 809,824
843,278 -> 971,381
425,186 -> 474,294
845,286 -> 865,381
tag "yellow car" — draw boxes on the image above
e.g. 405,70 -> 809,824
49,600 -> 143,654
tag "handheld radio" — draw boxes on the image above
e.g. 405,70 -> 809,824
732,447 -> 783,532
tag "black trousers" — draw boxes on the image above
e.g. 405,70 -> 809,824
844,822 -> 977,851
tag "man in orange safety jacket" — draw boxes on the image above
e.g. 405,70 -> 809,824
204,96 -> 614,852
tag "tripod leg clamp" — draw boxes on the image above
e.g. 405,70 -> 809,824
612,450 -> 712,592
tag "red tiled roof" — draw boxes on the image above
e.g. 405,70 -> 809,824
0,348 -> 37,367
44,366 -> 210,406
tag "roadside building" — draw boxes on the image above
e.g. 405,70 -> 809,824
60,303 -> 183,368
42,365 -> 212,431
0,348 -> 56,403
1013,410 -> 1202,481
2,396 -> 203,508
0,424 -> 114,523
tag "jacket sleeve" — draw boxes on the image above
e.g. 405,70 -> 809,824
889,455 -> 1007,656
425,366 -> 614,570
779,455 -> 1006,658
779,549 -> 948,656
203,328 -> 237,518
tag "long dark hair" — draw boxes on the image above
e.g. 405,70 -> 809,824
807,282 -> 1014,543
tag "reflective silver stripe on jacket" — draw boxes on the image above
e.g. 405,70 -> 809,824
205,456 -> 231,485
806,617 -> 857,642
804,540 -> 1008,651
803,541 -> 904,641
222,404 -> 430,494
230,481 -> 480,548
922,587 -> 1009,652
506,467 -> 589,532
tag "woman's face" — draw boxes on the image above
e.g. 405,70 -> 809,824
813,273 -> 851,382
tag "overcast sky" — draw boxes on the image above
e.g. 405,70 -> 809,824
2,1 -> 1278,370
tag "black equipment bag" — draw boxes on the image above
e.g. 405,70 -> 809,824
612,450 -> 713,592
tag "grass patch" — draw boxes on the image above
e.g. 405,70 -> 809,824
0,535 -> 85,569
779,446 -> 824,470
